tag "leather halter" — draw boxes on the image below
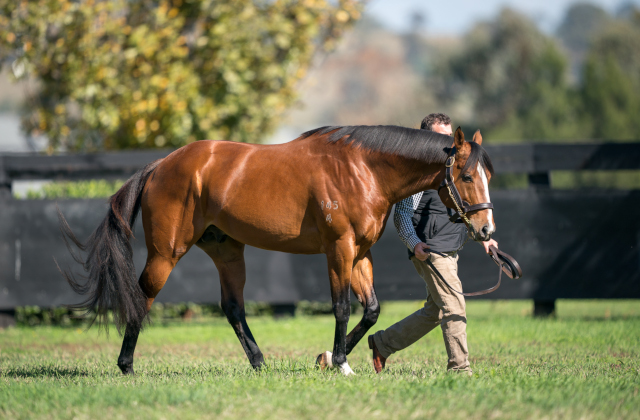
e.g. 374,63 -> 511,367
438,148 -> 494,226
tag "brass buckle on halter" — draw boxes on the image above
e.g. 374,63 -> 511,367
445,156 -> 455,168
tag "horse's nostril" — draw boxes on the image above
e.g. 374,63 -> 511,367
481,225 -> 489,235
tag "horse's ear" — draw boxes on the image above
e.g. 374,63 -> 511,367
472,129 -> 483,145
453,127 -> 465,149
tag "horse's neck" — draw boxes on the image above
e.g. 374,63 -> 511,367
370,155 -> 445,204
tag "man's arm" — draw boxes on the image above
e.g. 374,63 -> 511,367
393,193 -> 424,252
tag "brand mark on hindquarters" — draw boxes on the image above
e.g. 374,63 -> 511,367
320,200 -> 338,210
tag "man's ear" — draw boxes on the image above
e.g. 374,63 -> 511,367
472,129 -> 483,145
453,127 -> 465,149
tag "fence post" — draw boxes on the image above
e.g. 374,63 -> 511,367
0,156 -> 11,198
533,300 -> 556,317
0,309 -> 16,328
529,171 -> 555,316
528,172 -> 550,188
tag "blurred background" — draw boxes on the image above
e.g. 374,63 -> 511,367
277,0 -> 640,145
2,0 -> 640,151
0,0 -> 639,323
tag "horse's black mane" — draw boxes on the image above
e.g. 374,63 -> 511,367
300,125 -> 494,175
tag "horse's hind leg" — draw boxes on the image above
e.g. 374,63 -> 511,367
345,250 -> 379,355
197,229 -> 264,369
117,256 -> 176,375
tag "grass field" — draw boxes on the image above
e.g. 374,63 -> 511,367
1,300 -> 639,419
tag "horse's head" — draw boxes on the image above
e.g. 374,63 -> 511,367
438,127 -> 495,241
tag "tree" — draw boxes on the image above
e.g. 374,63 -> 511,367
580,18 -> 640,140
0,0 -> 362,151
556,3 -> 612,81
557,3 -> 611,53
434,9 -> 585,142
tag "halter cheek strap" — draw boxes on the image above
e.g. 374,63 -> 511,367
438,149 -> 494,226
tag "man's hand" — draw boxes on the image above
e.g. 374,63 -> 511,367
482,238 -> 498,254
413,242 -> 430,261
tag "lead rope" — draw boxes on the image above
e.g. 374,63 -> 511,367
426,247 -> 503,297
446,182 -> 472,227
428,153 -> 503,296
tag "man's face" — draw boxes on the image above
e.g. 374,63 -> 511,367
431,123 -> 453,137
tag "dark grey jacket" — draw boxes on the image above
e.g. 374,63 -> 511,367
409,190 -> 467,256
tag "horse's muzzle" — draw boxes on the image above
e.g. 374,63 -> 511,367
480,224 -> 493,240
471,223 -> 494,242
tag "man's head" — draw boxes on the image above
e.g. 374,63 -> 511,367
420,113 -> 452,136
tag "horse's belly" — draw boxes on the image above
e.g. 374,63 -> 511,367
213,211 -> 324,255
243,234 -> 324,255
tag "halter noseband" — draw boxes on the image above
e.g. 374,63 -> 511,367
438,148 -> 494,227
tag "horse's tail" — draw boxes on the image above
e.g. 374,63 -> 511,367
57,159 -> 163,334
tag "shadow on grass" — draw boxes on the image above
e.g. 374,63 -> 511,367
1,363 -> 296,379
1,366 -> 91,378
1,364 -> 255,379
555,315 -> 640,322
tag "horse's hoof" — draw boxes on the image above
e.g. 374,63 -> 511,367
338,361 -> 356,376
316,352 -> 355,376
316,351 -> 333,370
118,365 -> 135,375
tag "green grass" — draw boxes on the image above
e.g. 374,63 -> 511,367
1,300 -> 639,419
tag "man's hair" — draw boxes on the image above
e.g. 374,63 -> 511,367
420,113 -> 451,130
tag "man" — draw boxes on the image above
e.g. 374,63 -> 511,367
368,113 -> 498,374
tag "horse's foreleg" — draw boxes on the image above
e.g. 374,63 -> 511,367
321,241 -> 356,375
118,256 -> 176,375
345,250 -> 379,355
199,234 -> 264,370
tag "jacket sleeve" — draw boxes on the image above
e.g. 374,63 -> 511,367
393,192 -> 423,251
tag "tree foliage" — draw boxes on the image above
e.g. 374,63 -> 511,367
0,0 -> 362,151
435,8 -> 640,143
557,3 -> 612,54
434,9 -> 584,142
581,17 -> 640,140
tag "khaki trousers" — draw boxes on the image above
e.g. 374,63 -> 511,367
373,253 -> 470,371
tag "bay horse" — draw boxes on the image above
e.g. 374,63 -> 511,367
59,125 -> 495,376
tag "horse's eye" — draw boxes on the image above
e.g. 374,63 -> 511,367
462,174 -> 473,183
